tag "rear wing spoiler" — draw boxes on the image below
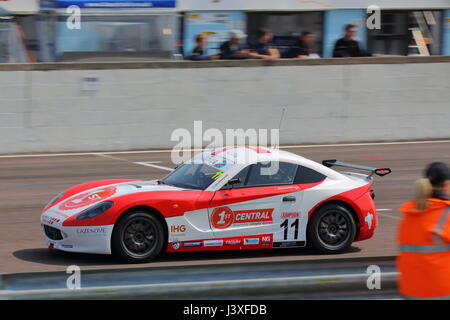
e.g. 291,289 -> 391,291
322,160 -> 392,178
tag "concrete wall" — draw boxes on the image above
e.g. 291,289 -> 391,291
1,57 -> 449,154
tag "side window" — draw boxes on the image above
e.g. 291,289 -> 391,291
294,165 -> 326,184
221,166 -> 250,189
246,162 -> 298,187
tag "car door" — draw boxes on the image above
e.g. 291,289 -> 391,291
208,161 -> 303,247
274,164 -> 329,248
273,184 -> 305,248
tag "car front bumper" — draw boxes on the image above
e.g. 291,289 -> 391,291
41,223 -> 114,255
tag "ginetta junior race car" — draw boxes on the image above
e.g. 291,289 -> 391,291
40,146 -> 391,263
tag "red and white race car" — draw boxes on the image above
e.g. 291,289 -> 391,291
40,146 -> 391,263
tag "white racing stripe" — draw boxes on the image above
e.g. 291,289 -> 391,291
0,140 -> 449,159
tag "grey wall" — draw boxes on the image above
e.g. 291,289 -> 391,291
1,60 -> 449,154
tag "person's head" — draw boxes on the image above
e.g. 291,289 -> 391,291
229,30 -> 246,45
344,24 -> 357,40
257,28 -> 273,43
414,162 -> 450,209
300,31 -> 315,44
426,162 -> 450,195
195,34 -> 206,48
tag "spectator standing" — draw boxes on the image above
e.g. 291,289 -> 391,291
219,30 -> 249,60
188,34 -> 219,61
286,31 -> 317,59
247,28 -> 280,61
397,162 -> 450,299
332,24 -> 370,57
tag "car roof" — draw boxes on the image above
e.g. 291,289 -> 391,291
190,146 -> 344,184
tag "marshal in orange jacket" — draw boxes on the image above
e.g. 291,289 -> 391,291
397,198 -> 450,299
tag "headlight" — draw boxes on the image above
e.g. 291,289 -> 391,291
44,191 -> 65,209
76,201 -> 113,220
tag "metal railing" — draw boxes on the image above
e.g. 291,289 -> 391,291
0,256 -> 399,299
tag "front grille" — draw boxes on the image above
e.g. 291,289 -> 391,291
44,225 -> 63,240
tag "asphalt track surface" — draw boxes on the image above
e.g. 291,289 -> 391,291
1,141 -> 449,274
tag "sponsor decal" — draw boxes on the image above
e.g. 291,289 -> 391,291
61,244 -> 74,249
225,238 -> 242,246
365,212 -> 374,230
244,238 -> 260,245
211,157 -> 227,168
182,241 -> 203,248
211,206 -> 274,229
172,240 -> 180,250
76,227 -> 107,235
273,241 -> 305,248
60,187 -> 116,210
281,212 -> 300,219
214,162 -> 226,168
211,207 -> 234,229
170,225 -> 186,233
42,215 -> 61,225
54,211 -> 69,218
212,171 -> 224,180
234,209 -> 273,224
168,234 -> 274,251
261,235 -> 272,245
203,240 -> 223,247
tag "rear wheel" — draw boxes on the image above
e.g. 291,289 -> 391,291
307,204 -> 356,254
111,211 -> 165,263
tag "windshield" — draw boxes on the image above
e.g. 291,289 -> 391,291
160,163 -> 225,190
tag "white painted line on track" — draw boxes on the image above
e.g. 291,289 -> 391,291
96,154 -> 174,171
376,209 -> 400,220
280,140 -> 450,149
95,153 -> 124,161
0,140 -> 449,159
376,212 -> 401,220
134,162 -> 174,171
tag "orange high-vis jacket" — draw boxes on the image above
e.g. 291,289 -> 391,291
397,198 -> 450,299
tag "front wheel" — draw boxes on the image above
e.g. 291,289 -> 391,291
307,204 -> 357,254
111,211 -> 165,263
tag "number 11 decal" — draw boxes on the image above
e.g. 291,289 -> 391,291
280,218 -> 299,240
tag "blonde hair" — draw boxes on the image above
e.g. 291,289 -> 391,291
413,178 -> 433,210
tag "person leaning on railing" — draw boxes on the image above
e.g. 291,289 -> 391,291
285,31 -> 317,59
218,30 -> 250,60
332,24 -> 371,57
247,28 -> 280,61
397,162 -> 450,299
188,34 -> 220,61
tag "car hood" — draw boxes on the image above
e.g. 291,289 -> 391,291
42,180 -> 186,222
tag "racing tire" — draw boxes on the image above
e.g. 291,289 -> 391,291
307,204 -> 357,254
111,211 -> 165,263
